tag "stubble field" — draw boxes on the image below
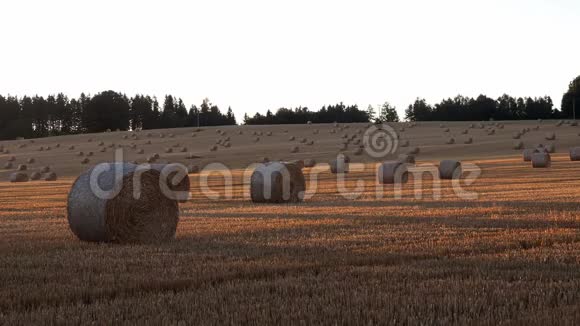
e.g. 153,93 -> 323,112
1,121 -> 580,324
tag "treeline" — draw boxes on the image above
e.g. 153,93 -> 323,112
243,103 -> 370,125
0,91 -> 236,140
405,95 -> 561,121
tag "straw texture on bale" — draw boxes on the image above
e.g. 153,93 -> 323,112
10,172 -> 28,183
378,161 -> 409,184
150,163 -> 191,202
250,162 -> 306,203
531,153 -> 551,168
67,163 -> 179,243
439,160 -> 462,180
329,156 -> 349,174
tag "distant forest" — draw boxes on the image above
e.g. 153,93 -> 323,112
0,91 -> 236,140
0,76 -> 577,140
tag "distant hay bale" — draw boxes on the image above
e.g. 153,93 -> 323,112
98,141 -> 104,146
439,124 -> 446,128
266,131 -> 272,136
556,120 -> 563,127
9,172 -> 28,183
291,146 -> 299,153
30,172 -> 41,181
69,145 -> 75,150
27,158 -> 35,164
250,162 -> 305,203
531,152 -> 551,168
300,138 -> 307,143
468,123 -> 475,128
378,161 -> 409,184
172,143 -> 181,148
398,154 -> 415,164
237,130 -> 243,135
523,148 -> 540,162
512,132 -> 521,139
464,137 -> 473,144
400,140 -> 409,147
307,140 -> 314,146
545,132 -> 556,140
307,121 -> 312,125
18,164 -> 27,171
407,147 -> 420,155
329,155 -> 349,174
353,147 -> 363,156
498,124 -> 504,129
168,133 -> 175,138
180,147 -> 187,153
545,143 -> 555,153
122,135 -> 128,139
81,158 -> 90,164
224,142 -> 231,148
3,162 -> 13,169
461,129 -> 468,134
289,136 -> 296,141
439,160 -> 462,180
77,151 -> 84,157
304,159 -> 316,167
443,128 -> 450,132
40,166 -> 50,173
445,137 -> 455,145
513,141 -> 524,150
188,165 -> 200,174
137,149 -> 144,154
165,148 -> 173,154
145,140 -> 152,145
99,147 -> 106,153
487,129 -> 495,135
313,129 -> 319,135
44,172 -> 57,181
253,137 -> 260,142
38,146 -> 44,151
209,145 -> 218,152
570,147 -> 580,161
67,163 -> 179,243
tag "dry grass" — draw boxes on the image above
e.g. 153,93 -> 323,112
0,155 -> 580,324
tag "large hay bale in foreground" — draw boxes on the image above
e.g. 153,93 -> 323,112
570,147 -> 580,161
67,163 -> 179,243
439,160 -> 462,180
10,172 -> 28,183
329,156 -> 349,174
378,161 -> 409,184
250,162 -> 305,203
531,152 -> 551,168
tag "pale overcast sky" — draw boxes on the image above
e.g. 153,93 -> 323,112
1,0 -> 578,121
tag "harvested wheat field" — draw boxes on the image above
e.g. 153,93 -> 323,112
1,121 -> 580,324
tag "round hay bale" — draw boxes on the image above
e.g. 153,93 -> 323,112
512,132 -> 521,139
290,146 -> 299,153
532,152 -> 551,168
69,145 -> 75,150
99,147 -> 106,153
250,162 -> 305,203
513,141 -> 524,150
570,147 -> 580,161
9,172 -> 28,182
464,137 -> 473,144
353,147 -> 363,156
439,124 -> 446,128
40,166 -> 50,173
407,147 -> 420,155
173,143 -> 181,148
329,156 -> 349,174
77,151 -> 84,157
27,158 -> 36,164
400,140 -> 409,147
18,164 -> 27,171
3,162 -> 13,169
446,137 -> 455,145
81,158 -> 90,165
307,140 -> 314,146
38,146 -> 44,151
266,131 -> 272,136
307,121 -> 312,125
487,129 -> 495,135
44,172 -> 57,181
145,140 -> 152,145
209,145 -> 218,152
253,137 -> 260,143
443,128 -> 450,132
545,132 -> 556,140
439,160 -> 462,180
378,161 -> 409,184
461,129 -> 468,134
300,138 -> 308,144
165,148 -> 173,154
289,136 -> 296,141
137,149 -> 144,154
398,154 -> 415,164
545,143 -> 556,153
304,159 -> 316,168
30,171 -> 41,181
523,148 -> 540,162
224,142 -> 231,148
188,165 -> 200,174
122,135 -> 128,139
180,147 -> 187,153
168,133 -> 175,138
67,163 -> 179,243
